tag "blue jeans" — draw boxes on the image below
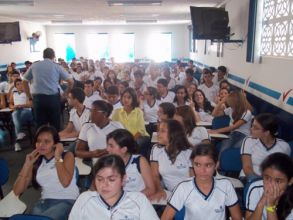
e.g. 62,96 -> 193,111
31,198 -> 75,220
219,131 -> 246,155
12,108 -> 33,135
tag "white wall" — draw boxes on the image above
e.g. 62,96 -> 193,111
190,0 -> 293,114
45,24 -> 189,60
0,17 -> 47,65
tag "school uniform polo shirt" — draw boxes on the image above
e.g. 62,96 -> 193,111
168,177 -> 238,220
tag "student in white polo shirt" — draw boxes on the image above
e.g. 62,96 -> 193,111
240,113 -> 291,183
150,119 -> 193,202
75,100 -> 123,164
59,87 -> 90,139
162,143 -> 242,220
157,78 -> 175,103
210,90 -> 253,154
106,129 -> 155,198
14,125 -> 79,220
69,154 -> 159,220
142,86 -> 161,136
198,68 -> 219,104
245,153 -> 293,220
83,80 -> 102,109
174,105 -> 210,146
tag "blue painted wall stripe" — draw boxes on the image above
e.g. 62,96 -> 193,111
227,73 -> 246,85
287,97 -> 293,106
248,81 -> 281,100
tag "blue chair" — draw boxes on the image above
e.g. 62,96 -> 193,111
174,207 -> 185,220
10,214 -> 53,220
242,177 -> 262,209
219,148 -> 242,177
212,115 -> 230,130
0,158 -> 9,199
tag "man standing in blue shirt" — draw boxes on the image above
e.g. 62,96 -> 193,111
23,48 -> 74,131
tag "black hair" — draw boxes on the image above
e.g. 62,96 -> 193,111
157,78 -> 168,87
147,86 -> 160,100
92,100 -> 113,117
190,143 -> 218,163
94,76 -> 103,82
173,85 -> 188,103
121,87 -> 139,108
160,119 -> 191,164
218,66 -> 227,73
277,185 -> 293,220
133,69 -> 144,78
106,85 -> 119,95
219,80 -> 230,89
202,68 -> 212,75
32,125 -> 60,189
193,89 -> 214,113
84,80 -> 94,86
254,113 -> 279,137
93,154 -> 126,178
107,129 -> 139,154
209,67 -> 217,73
14,78 -> 22,87
118,81 -> 129,88
185,68 -> 194,76
159,102 -> 176,118
261,153 -> 293,181
43,48 -> 55,59
69,87 -> 85,103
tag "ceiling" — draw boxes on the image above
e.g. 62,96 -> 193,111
0,0 -> 225,25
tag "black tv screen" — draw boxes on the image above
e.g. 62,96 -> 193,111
0,22 -> 21,43
190,7 -> 230,40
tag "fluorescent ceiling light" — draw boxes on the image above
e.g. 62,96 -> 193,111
51,20 -> 83,24
126,19 -> 157,23
108,0 -> 162,6
0,0 -> 34,5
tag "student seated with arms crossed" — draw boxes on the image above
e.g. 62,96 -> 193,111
161,143 -> 242,220
150,119 -> 193,201
69,154 -> 159,220
76,100 -> 124,164
106,129 -> 155,198
59,87 -> 90,140
13,125 -> 79,220
245,153 -> 293,220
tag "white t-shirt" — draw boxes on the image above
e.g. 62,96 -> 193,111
83,91 -> 102,109
187,127 -> 210,146
224,107 -> 253,136
177,72 -> 186,85
124,155 -> 145,192
168,177 -> 238,220
78,122 -> 124,151
240,137 -> 291,176
69,191 -> 159,220
198,83 -> 219,103
36,156 -> 79,200
69,106 -> 90,132
144,75 -> 162,88
13,91 -> 28,106
160,91 -> 175,103
142,100 -> 160,123
150,145 -> 192,191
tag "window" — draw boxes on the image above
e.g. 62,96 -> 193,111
111,33 -> 135,62
53,33 -> 76,62
147,32 -> 172,62
87,33 -> 110,60
260,0 -> 293,57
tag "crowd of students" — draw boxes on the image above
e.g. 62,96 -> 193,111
1,54 -> 292,220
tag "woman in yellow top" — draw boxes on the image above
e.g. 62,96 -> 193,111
112,87 -> 151,159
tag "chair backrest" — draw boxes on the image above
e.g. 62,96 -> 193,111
242,178 -> 262,208
212,115 -> 230,130
10,214 -> 53,220
220,148 -> 242,172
